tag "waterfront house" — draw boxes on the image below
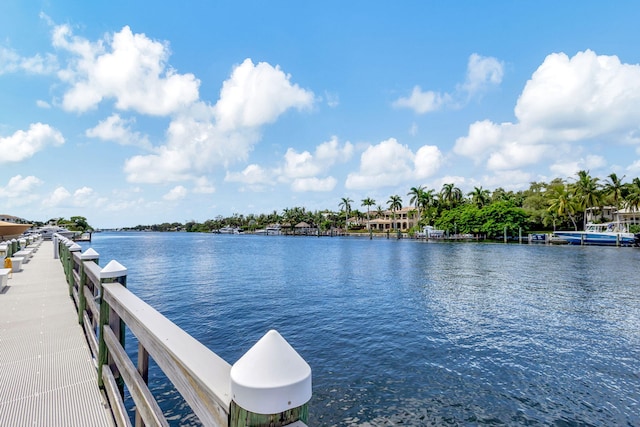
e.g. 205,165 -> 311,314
368,207 -> 418,231
584,206 -> 640,226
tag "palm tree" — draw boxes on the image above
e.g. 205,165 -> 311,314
572,170 -> 601,209
468,186 -> 491,208
603,173 -> 625,210
376,205 -> 385,219
407,186 -> 424,227
339,197 -> 353,232
572,170 -> 602,228
387,195 -> 403,232
361,197 -> 376,231
440,183 -> 463,209
547,181 -> 579,230
624,178 -> 640,213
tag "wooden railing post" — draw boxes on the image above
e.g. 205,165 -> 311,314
230,330 -> 312,427
98,260 -> 128,389
59,238 -> 72,281
67,243 -> 82,296
135,343 -> 150,427
78,248 -> 100,325
57,238 -> 68,275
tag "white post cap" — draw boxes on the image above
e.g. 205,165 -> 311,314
80,248 -> 100,260
100,260 -> 127,279
69,243 -> 82,252
230,329 -> 311,414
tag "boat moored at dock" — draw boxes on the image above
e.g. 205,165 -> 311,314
553,222 -> 636,246
255,224 -> 282,235
215,226 -> 243,234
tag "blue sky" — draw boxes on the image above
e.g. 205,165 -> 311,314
2,1 -> 640,228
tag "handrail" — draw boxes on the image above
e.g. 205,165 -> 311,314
53,233 -> 311,427
104,282 -> 231,426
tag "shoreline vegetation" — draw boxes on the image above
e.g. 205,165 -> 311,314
122,171 -> 640,239
17,170 -> 640,239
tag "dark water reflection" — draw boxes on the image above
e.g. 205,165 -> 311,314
86,233 -> 640,426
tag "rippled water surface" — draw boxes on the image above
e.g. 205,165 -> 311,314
85,232 -> 640,426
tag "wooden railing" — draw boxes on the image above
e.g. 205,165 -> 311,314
56,234 -> 311,427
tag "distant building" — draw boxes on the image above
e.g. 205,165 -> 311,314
585,206 -> 640,226
367,207 -> 418,231
0,214 -> 26,224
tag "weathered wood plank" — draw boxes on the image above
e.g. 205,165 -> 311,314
84,286 -> 100,327
135,343 -> 150,427
84,260 -> 102,288
72,269 -> 81,290
83,311 -> 99,359
102,365 -> 134,427
103,282 -> 231,427
104,327 -> 168,427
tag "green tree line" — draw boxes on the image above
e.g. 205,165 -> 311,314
124,170 -> 640,238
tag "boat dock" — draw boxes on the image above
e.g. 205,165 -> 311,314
0,240 -> 113,426
0,236 -> 312,426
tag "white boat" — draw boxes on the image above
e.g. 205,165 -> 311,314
29,226 -> 76,240
217,226 -> 242,234
255,224 -> 282,236
417,225 -> 445,239
553,222 -> 637,246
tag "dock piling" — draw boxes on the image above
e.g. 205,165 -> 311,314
230,330 -> 312,427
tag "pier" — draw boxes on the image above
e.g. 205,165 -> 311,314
0,239 -> 113,426
1,236 -> 311,426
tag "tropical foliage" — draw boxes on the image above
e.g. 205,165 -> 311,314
112,170 -> 640,239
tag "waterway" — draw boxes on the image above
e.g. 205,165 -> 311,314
83,232 -> 640,426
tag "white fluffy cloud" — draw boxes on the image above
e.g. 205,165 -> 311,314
454,50 -> 640,174
0,123 -> 64,163
192,176 -> 215,194
415,145 -> 445,179
459,53 -> 504,97
124,147 -> 193,183
73,187 -> 95,207
346,138 -> 443,190
0,175 -> 43,198
225,137 -> 351,192
123,59 -> 315,183
53,25 -> 200,115
279,137 -> 352,191
163,185 -> 188,201
214,58 -> 314,131
225,164 -> 273,185
42,186 -> 72,207
392,86 -> 449,114
86,114 -> 151,148
281,136 -> 353,180
393,53 -> 503,113
41,185 -> 101,208
549,155 -> 607,178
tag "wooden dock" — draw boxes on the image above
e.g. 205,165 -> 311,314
0,240 -> 114,426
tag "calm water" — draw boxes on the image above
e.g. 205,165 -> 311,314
83,232 -> 640,426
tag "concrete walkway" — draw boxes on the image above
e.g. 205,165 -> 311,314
0,240 -> 114,426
